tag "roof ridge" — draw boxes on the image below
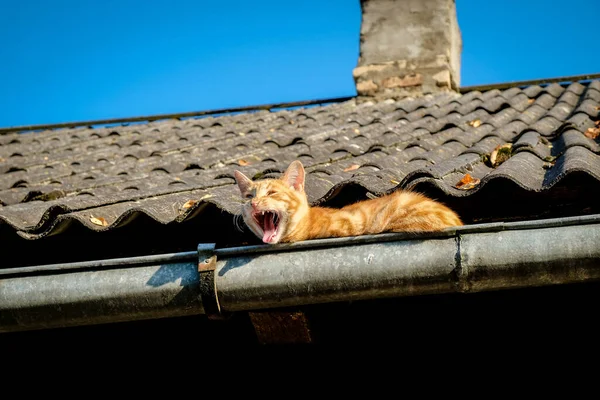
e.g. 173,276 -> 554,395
460,73 -> 600,93
0,96 -> 354,135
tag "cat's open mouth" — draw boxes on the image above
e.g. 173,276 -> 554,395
252,210 -> 280,243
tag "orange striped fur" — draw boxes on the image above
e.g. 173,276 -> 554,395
234,160 -> 462,244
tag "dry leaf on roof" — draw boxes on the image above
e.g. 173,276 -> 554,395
528,98 -> 535,104
181,200 -> 198,210
179,195 -> 213,213
353,128 -> 360,134
455,173 -> 480,190
390,180 -> 400,185
489,143 -> 513,167
543,161 -> 556,170
585,127 -> 600,140
343,164 -> 360,172
90,216 -> 108,226
468,119 -> 482,128
238,159 -> 250,166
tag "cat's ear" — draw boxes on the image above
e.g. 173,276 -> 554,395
234,170 -> 253,197
282,161 -> 305,191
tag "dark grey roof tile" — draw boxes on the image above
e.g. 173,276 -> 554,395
419,153 -> 481,179
564,81 -> 586,95
480,89 -> 502,101
542,146 -> 600,188
499,87 -> 522,100
532,93 -> 557,109
485,152 -> 546,190
452,124 -> 496,146
561,129 -> 600,153
513,134 -> 552,160
545,101 -> 576,120
484,107 -> 520,128
477,96 -> 511,113
461,135 -> 506,156
516,104 -> 548,124
514,131 -> 542,149
522,85 -> 544,98
543,83 -> 566,98
528,116 -> 563,137
555,89 -> 581,107
490,120 -> 528,141
566,113 -> 596,132
455,99 -> 483,115
454,90 -> 482,104
573,99 -> 600,118
426,102 -> 461,118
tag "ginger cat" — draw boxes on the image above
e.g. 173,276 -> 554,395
234,160 -> 462,244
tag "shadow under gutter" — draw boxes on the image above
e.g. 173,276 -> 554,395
1,215 -> 600,333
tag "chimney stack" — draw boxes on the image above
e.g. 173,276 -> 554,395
353,0 -> 462,101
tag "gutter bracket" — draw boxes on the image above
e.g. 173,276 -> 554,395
197,243 -> 223,320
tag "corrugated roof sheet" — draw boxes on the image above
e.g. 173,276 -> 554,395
1,80 -> 599,240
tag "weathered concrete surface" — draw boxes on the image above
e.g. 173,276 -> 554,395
354,0 -> 462,100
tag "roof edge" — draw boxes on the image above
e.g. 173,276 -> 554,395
0,96 -> 354,135
459,72 -> 600,93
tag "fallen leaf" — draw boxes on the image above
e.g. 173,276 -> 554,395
179,195 -> 213,213
353,128 -> 360,134
585,127 -> 600,139
90,216 -> 108,226
238,132 -> 245,136
455,173 -> 480,190
238,159 -> 250,166
289,120 -> 294,124
468,119 -> 482,128
181,200 -> 198,210
489,143 -> 513,167
343,164 -> 360,172
390,180 -> 400,185
269,128 -> 275,132
543,161 -> 556,170
528,98 -> 535,104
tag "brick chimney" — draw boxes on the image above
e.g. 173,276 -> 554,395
353,0 -> 462,101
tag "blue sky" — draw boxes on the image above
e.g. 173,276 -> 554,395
1,0 -> 598,127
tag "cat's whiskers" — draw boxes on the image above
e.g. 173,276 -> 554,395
233,212 -> 246,232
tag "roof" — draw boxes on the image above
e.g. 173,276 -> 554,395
1,79 -> 599,241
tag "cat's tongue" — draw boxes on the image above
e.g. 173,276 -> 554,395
262,214 -> 276,243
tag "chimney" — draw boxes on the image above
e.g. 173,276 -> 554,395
353,0 -> 462,101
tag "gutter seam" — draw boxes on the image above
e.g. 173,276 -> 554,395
454,233 -> 469,293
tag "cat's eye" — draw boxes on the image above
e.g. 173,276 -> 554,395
266,190 -> 277,196
245,193 -> 253,199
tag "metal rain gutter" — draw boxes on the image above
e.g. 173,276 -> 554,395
1,214 -> 600,333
